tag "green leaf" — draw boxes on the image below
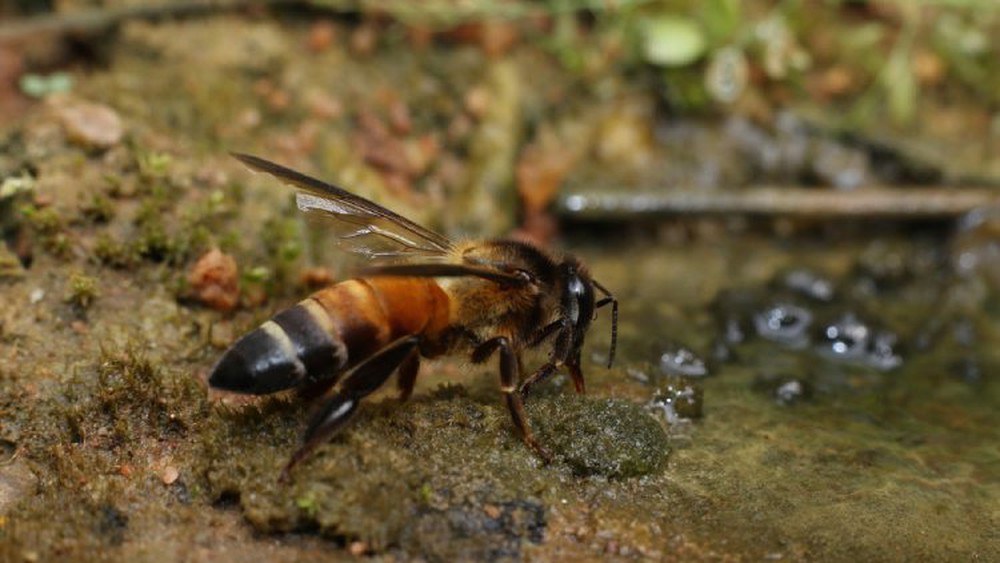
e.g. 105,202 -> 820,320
641,16 -> 707,67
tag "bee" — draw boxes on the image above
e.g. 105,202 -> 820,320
210,153 -> 618,479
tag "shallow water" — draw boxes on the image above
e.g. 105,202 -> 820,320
574,230 -> 999,560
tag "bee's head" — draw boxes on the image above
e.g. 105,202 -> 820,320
468,240 -> 617,368
557,258 -> 617,368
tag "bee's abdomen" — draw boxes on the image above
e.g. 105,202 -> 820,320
209,278 -> 450,396
209,298 -> 348,395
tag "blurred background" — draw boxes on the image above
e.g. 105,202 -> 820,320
1,1 -> 998,561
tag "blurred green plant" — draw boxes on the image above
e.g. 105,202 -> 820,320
19,72 -> 73,99
297,0 -> 1000,123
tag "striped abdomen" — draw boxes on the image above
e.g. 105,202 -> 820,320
209,277 -> 450,395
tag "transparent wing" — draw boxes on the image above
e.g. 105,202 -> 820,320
233,153 -> 454,260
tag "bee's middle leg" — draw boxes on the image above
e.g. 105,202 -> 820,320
473,336 -> 552,463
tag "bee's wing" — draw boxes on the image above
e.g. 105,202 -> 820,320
359,263 -> 527,285
233,153 -> 454,259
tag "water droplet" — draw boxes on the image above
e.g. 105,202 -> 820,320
780,269 -> 835,302
753,303 -> 812,347
816,313 -> 869,362
647,378 -> 703,424
866,330 -> 902,371
659,345 -> 708,377
753,372 -> 812,406
816,313 -> 902,371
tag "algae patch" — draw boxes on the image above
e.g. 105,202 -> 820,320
532,395 -> 669,478
0,344 -> 210,561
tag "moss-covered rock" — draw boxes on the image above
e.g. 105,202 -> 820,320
532,395 -> 669,479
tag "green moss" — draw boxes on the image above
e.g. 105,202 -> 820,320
20,204 -> 72,256
2,342 -> 206,484
65,271 -> 99,308
46,232 -> 72,256
81,193 -> 115,223
77,346 -> 205,451
136,150 -> 173,181
260,214 -> 304,295
20,204 -> 62,234
92,233 -> 137,268
1,487 -> 133,563
0,244 -> 24,279
532,395 -> 669,478
129,196 -> 210,266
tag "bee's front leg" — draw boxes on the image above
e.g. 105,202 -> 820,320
519,318 -> 578,398
518,362 -> 558,398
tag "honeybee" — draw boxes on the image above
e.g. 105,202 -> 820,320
210,153 -> 618,479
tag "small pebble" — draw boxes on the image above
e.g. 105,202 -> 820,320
306,21 -> 337,53
51,96 -> 124,149
161,465 -> 179,485
348,541 -> 368,556
304,89 -> 343,120
188,249 -> 240,312
464,86 -> 491,119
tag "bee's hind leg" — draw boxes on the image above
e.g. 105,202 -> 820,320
473,336 -> 553,463
396,350 -> 421,402
281,335 -> 420,482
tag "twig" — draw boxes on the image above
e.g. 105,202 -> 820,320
558,186 -> 1000,221
0,447 -> 20,466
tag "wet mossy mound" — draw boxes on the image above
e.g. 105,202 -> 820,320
531,395 -> 669,479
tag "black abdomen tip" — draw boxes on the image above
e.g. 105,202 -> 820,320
208,323 -> 306,395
